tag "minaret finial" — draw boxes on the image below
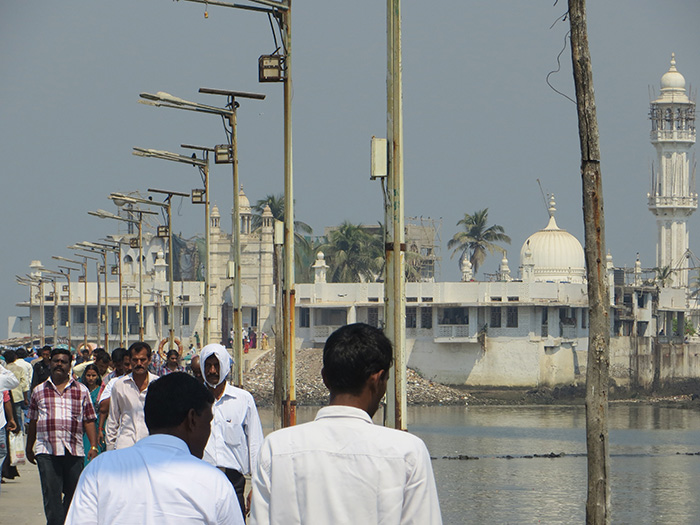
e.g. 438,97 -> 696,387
548,194 -> 556,218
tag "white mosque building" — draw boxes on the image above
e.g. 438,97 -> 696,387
8,56 -> 700,390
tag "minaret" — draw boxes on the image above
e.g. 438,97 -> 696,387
648,54 -> 697,287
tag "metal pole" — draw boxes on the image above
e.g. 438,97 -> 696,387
138,214 -> 145,342
39,279 -> 45,347
231,106 -> 244,386
384,0 -> 406,430
168,201 -> 175,351
65,272 -> 72,350
204,157 -> 211,347
28,283 -> 34,347
103,252 -> 109,351
124,287 -> 130,348
117,252 -> 124,347
96,261 -> 101,348
83,260 -> 88,350
282,0 -> 296,427
52,280 -> 58,345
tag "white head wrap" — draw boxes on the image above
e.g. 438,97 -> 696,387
199,343 -> 232,388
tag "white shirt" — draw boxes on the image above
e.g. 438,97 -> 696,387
98,375 -> 119,404
203,384 -> 264,475
0,364 -> 20,428
65,434 -> 245,525
250,405 -> 443,525
105,372 -> 159,450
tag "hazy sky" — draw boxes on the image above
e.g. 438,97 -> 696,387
1,1 -> 699,339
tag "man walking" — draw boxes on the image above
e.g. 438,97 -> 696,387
0,362 -> 20,495
30,345 -> 52,392
25,348 -> 98,525
250,323 -> 442,525
106,342 -> 159,450
199,343 -> 264,517
65,372 -> 244,524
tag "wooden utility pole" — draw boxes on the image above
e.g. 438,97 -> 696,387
568,1 -> 611,523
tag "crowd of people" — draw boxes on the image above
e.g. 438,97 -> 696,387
0,323 -> 442,524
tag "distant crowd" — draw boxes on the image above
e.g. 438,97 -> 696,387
0,324 -> 442,524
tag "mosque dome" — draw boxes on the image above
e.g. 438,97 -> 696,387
239,186 -> 251,209
519,195 -> 586,284
657,53 -> 689,103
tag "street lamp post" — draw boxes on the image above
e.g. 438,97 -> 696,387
81,240 -> 124,347
106,191 -> 188,352
131,147 -> 210,346
90,207 -> 157,343
54,255 -> 90,350
15,277 -> 35,346
54,262 -> 80,350
138,89 -> 265,387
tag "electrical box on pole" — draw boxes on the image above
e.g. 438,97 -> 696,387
370,137 -> 388,179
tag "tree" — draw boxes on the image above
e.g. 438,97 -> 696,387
320,222 -> 383,283
654,265 -> 674,288
447,209 -> 510,276
251,193 -> 314,281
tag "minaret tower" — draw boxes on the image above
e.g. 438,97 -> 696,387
648,54 -> 697,287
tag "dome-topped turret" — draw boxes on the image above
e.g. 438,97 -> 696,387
239,186 -> 251,209
657,53 -> 689,103
519,195 -> 586,283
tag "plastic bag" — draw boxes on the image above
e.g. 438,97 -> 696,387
9,431 -> 26,466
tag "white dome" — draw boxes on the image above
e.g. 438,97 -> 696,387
519,196 -> 586,283
657,53 -> 689,103
239,186 -> 250,209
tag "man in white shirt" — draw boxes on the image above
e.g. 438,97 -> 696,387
106,342 -> 159,450
0,362 -> 20,495
65,372 -> 245,525
250,323 -> 443,525
199,343 -> 264,517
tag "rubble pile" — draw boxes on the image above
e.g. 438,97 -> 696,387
244,348 -> 470,407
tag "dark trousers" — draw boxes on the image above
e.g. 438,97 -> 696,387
36,453 -> 83,525
223,468 -> 247,518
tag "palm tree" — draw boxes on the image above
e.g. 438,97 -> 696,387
447,209 -> 510,276
320,222 -> 384,283
250,193 -> 315,280
654,265 -> 674,288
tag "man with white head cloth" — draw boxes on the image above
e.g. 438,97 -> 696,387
199,343 -> 264,518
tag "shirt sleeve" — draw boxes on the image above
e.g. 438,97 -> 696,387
0,365 -> 20,391
217,475 -> 246,525
64,460 -> 99,524
245,395 -> 265,476
400,439 -> 443,525
249,438 -> 272,525
27,387 -> 40,421
83,387 -> 97,423
105,383 -> 120,450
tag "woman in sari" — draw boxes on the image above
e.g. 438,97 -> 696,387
80,363 -> 103,465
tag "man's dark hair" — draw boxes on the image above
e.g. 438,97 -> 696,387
94,350 -> 110,364
128,341 -> 152,359
111,347 -> 128,363
41,345 -> 52,355
144,372 -> 214,431
166,349 -> 179,360
3,350 -> 17,363
51,347 -> 72,361
16,348 -> 27,359
322,323 -> 393,395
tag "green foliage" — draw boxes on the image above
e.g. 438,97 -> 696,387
447,209 -> 510,276
319,222 -> 384,283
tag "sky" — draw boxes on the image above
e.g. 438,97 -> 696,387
1,1 -> 699,339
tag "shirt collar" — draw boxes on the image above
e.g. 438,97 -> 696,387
47,375 -> 77,391
315,405 -> 374,425
136,433 -> 192,454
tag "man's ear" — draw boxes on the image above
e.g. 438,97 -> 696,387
184,408 -> 198,433
321,368 -> 328,389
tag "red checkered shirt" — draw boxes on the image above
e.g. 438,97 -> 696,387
28,376 -> 97,456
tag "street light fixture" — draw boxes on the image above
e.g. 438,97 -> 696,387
53,255 -> 90,350
89,206 -> 157,342
105,191 -> 187,352
138,88 -> 265,388
15,276 -> 35,347
171,0 -> 294,427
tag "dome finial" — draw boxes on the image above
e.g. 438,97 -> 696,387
670,52 -> 677,70
548,194 -> 556,219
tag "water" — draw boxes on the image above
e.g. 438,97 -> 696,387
259,404 -> 700,524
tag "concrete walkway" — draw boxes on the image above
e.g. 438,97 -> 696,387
0,462 -> 45,524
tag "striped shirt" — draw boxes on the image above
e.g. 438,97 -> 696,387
28,377 -> 97,456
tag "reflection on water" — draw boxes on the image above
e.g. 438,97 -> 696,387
259,405 -> 700,525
